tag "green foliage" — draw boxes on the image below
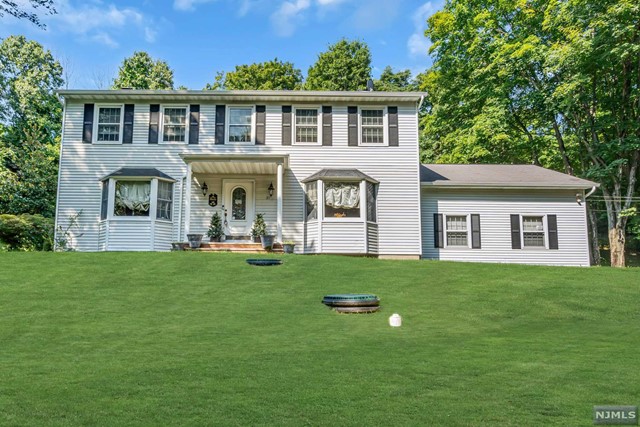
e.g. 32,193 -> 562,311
305,39 -> 372,91
0,36 -> 62,217
0,0 -> 55,28
0,213 -> 53,251
250,213 -> 267,237
206,212 -> 223,239
54,209 -> 83,251
374,66 -> 418,92
112,51 -> 174,90
205,58 -> 302,90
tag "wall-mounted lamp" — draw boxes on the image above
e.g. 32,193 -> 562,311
576,193 -> 583,205
268,182 -> 275,199
201,181 -> 208,196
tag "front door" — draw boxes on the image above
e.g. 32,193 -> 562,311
222,180 -> 255,236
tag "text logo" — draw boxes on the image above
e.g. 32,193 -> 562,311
593,406 -> 638,425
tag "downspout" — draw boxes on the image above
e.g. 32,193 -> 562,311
584,186 -> 597,199
177,175 -> 186,242
417,95 -> 425,111
53,94 -> 66,251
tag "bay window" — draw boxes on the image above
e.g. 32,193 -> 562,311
324,182 -> 360,218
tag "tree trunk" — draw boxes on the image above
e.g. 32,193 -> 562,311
608,227 -> 626,268
587,206 -> 600,265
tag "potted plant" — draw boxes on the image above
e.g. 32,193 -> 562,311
171,242 -> 184,251
283,240 -> 296,254
186,233 -> 203,249
206,212 -> 223,242
250,213 -> 267,243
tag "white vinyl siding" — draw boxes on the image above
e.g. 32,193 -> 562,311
421,189 -> 590,266
56,102 -> 421,256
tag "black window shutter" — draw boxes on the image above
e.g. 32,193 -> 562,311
255,105 -> 266,145
123,104 -> 134,144
322,106 -> 332,146
189,104 -> 199,145
348,106 -> 358,146
282,106 -> 292,145
388,106 -> 399,146
148,104 -> 160,144
510,214 -> 522,249
83,103 -> 94,144
434,213 -> 444,248
471,214 -> 481,249
215,105 -> 225,145
548,214 -> 559,250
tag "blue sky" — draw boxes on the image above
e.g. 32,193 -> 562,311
0,0 -> 441,89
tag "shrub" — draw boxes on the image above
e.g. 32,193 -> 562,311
0,214 -> 54,251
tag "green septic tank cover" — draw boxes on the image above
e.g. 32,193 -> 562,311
323,294 -> 379,301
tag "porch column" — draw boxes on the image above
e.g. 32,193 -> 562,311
276,163 -> 283,242
184,163 -> 192,240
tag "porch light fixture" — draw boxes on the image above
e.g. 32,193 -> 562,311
201,181 -> 208,196
268,182 -> 274,199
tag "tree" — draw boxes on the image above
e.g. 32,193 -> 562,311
0,36 -> 62,217
205,58 -> 302,90
374,66 -> 418,92
112,51 -> 174,90
305,39 -> 372,91
0,0 -> 55,28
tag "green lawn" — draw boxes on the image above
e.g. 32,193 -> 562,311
0,253 -> 638,426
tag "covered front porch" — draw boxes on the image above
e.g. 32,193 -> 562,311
180,154 -> 289,244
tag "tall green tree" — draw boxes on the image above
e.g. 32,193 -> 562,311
0,35 -> 63,217
305,39 -> 372,91
112,51 -> 174,90
374,66 -> 419,92
0,0 -> 55,27
205,58 -> 302,90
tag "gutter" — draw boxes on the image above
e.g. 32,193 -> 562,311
420,182 -> 599,190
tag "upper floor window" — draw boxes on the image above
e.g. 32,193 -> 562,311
360,109 -> 385,144
96,106 -> 123,142
162,106 -> 188,143
228,107 -> 253,143
295,108 -> 319,144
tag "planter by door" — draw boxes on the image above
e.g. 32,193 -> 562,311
260,235 -> 275,251
283,244 -> 295,254
187,234 -> 203,249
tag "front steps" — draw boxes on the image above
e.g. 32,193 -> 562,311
184,241 -> 283,253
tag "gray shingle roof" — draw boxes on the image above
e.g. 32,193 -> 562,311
420,164 -> 598,189
101,167 -> 175,182
302,169 -> 379,184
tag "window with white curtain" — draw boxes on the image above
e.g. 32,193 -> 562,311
114,181 -> 151,216
324,182 -> 360,218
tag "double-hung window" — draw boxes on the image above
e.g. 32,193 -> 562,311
228,107 -> 253,143
294,108 -> 319,144
446,215 -> 468,247
156,181 -> 173,220
360,108 -> 385,145
162,106 -> 188,142
522,216 -> 545,247
96,105 -> 123,142
305,182 -> 318,221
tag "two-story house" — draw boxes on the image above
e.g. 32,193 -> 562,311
55,90 -> 597,266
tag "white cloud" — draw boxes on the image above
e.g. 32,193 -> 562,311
46,1 -> 156,48
316,0 -> 347,5
407,2 -> 433,58
270,0 -> 311,37
174,0 -> 217,11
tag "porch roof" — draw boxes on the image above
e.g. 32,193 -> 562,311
301,168 -> 379,184
100,167 -> 176,182
181,154 -> 288,175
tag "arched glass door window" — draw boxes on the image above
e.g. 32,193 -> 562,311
231,187 -> 247,220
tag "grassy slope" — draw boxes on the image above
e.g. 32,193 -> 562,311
0,253 -> 638,426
